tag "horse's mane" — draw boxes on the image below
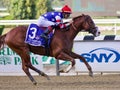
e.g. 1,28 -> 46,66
72,14 -> 84,21
72,14 -> 90,21
59,14 -> 89,32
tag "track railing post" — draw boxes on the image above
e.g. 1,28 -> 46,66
56,60 -> 60,76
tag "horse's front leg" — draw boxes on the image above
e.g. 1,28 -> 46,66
56,52 -> 75,73
70,52 -> 93,77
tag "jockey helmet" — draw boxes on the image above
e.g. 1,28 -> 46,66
61,5 -> 72,14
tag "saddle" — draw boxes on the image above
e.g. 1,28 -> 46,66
25,23 -> 53,55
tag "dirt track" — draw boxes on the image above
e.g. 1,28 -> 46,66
0,74 -> 120,90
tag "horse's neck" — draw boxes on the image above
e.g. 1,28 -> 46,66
54,26 -> 79,41
66,26 -> 79,40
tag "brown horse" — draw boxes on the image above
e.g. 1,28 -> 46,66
0,14 -> 100,85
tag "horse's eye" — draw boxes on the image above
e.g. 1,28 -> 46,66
90,21 -> 93,24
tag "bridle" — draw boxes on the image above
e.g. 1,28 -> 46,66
71,15 -> 92,32
71,19 -> 82,31
71,15 -> 100,37
72,15 -> 97,33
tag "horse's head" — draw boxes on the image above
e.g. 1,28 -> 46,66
72,14 -> 100,37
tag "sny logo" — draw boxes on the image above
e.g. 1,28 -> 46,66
80,48 -> 120,63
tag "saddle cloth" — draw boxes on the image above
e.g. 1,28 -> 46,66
25,23 -> 53,47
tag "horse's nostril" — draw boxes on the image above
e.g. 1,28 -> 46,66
98,32 -> 101,35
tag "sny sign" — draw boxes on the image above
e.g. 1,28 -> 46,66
80,48 -> 120,63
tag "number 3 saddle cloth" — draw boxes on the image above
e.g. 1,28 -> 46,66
25,23 -> 53,47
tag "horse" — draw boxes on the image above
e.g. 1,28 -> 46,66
0,14 -> 100,85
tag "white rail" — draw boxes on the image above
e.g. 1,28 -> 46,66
0,20 -> 37,25
0,19 -> 120,35
93,19 -> 120,24
0,19 -> 120,25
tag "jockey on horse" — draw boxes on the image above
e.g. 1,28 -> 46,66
37,5 -> 72,39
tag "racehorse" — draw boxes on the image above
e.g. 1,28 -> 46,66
0,14 -> 100,85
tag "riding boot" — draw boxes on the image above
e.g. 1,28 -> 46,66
40,26 -> 52,39
40,28 -> 50,39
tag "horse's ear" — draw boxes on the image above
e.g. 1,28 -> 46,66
82,14 -> 85,16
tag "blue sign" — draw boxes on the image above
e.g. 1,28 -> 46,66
80,48 -> 120,63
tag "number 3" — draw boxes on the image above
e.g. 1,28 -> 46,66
29,27 -> 37,39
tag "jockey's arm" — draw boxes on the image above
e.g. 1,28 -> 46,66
55,16 -> 70,29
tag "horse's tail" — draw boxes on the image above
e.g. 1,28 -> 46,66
0,34 -> 6,50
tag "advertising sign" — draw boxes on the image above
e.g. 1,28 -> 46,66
74,41 -> 120,72
0,46 -> 69,75
0,46 -> 43,74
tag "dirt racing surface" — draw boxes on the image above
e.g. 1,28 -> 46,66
0,74 -> 120,90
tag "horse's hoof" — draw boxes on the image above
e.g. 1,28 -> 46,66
89,71 -> 93,77
33,81 -> 37,85
41,72 -> 50,80
59,69 -> 69,73
59,69 -> 64,73
45,75 -> 50,80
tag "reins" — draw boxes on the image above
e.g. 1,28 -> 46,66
71,15 -> 88,32
71,22 -> 77,31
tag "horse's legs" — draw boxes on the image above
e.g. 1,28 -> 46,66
29,65 -> 50,80
70,52 -> 93,77
27,59 -> 50,80
21,58 -> 37,85
57,52 -> 75,73
20,50 -> 50,83
8,46 -> 49,84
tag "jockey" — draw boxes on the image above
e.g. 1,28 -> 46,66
37,5 -> 72,39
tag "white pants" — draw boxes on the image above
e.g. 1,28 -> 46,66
37,16 -> 55,27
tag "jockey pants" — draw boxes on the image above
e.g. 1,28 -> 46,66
37,16 -> 56,27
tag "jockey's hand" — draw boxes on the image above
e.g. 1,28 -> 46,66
54,25 -> 60,29
63,22 -> 69,24
64,22 -> 70,27
65,26 -> 70,31
51,25 -> 56,28
69,20 -> 73,24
